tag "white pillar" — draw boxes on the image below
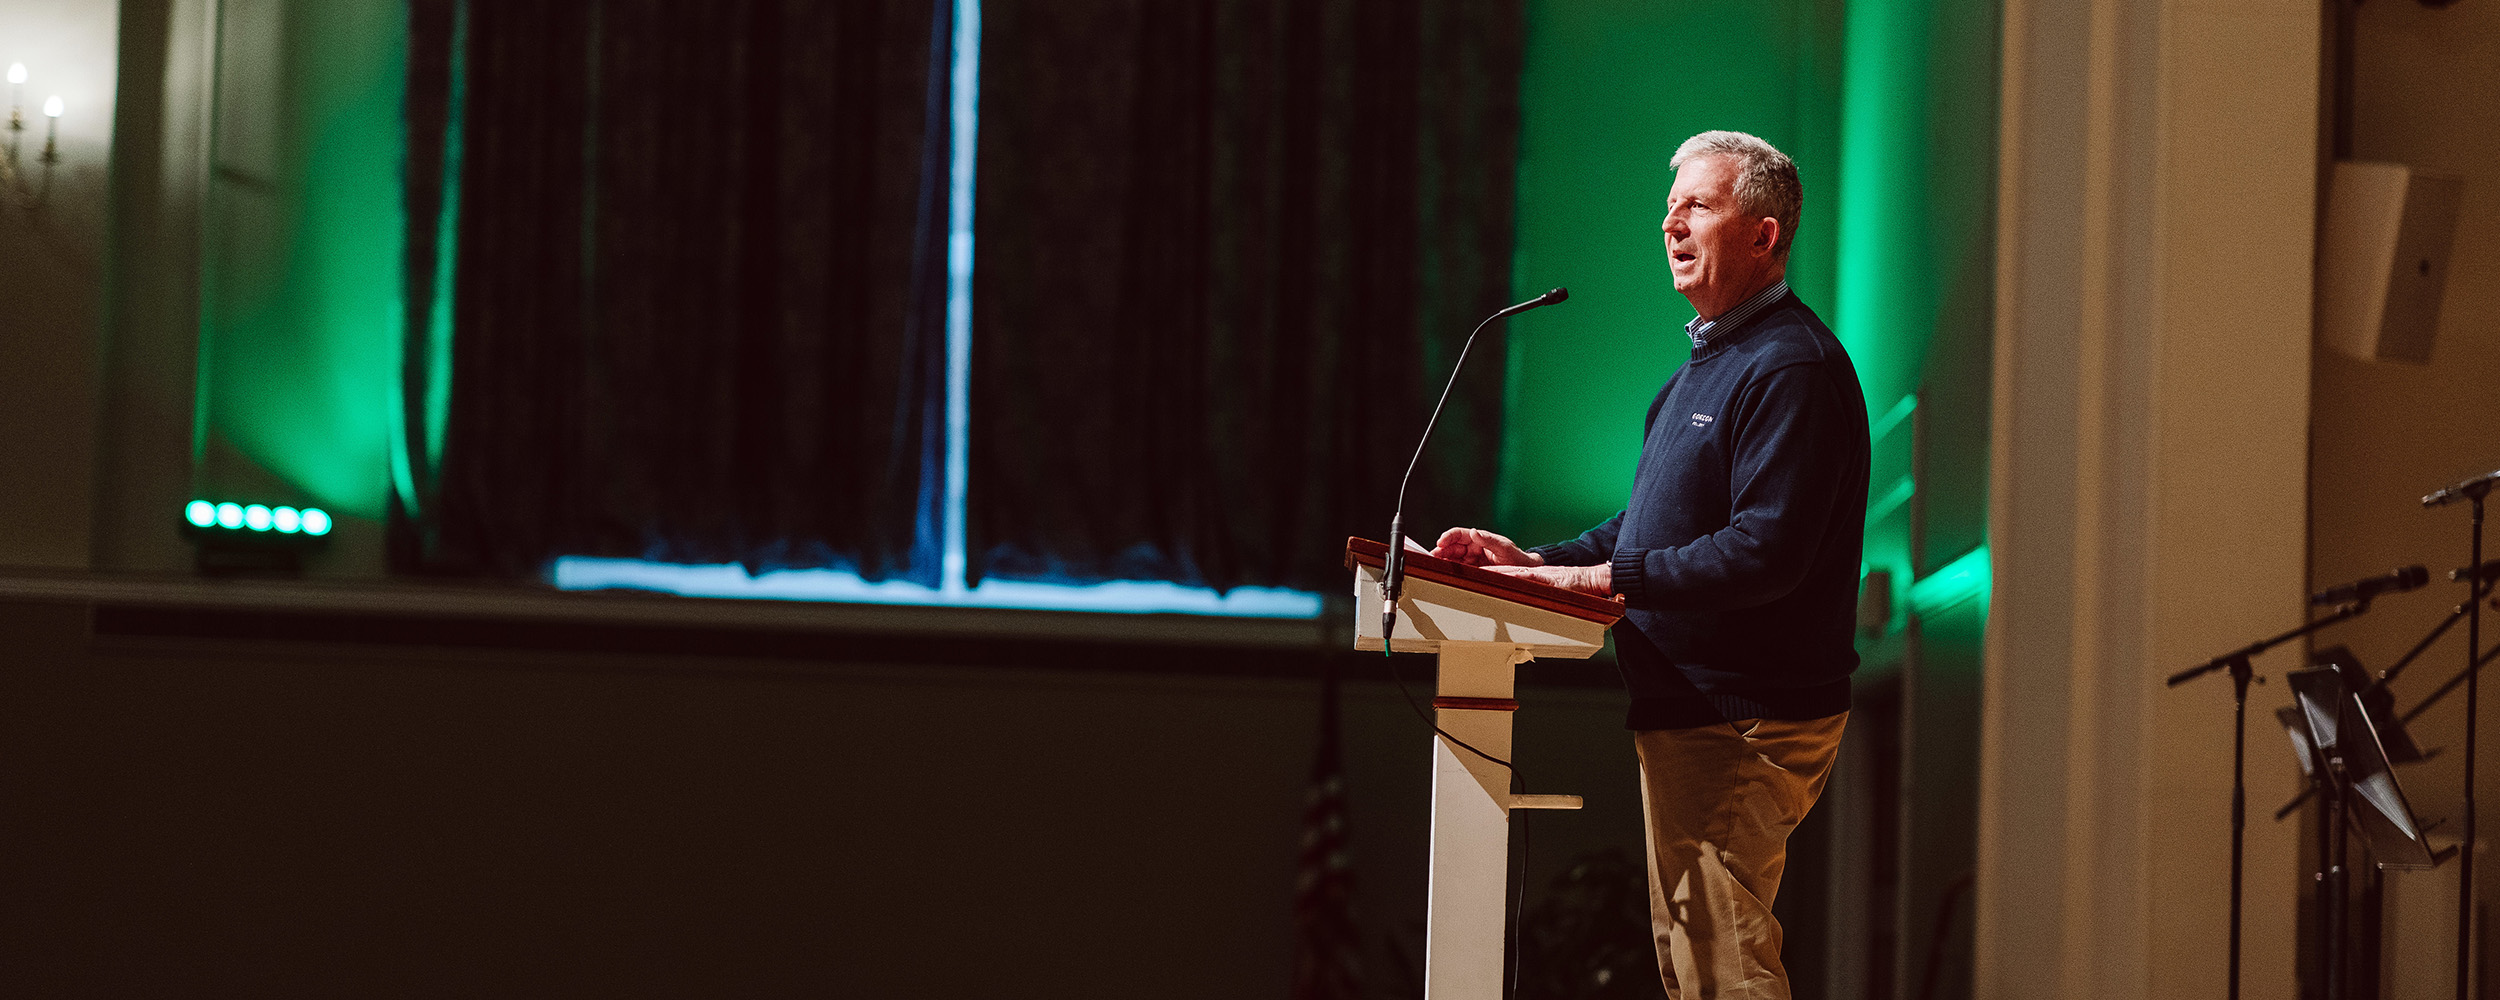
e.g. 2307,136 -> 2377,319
1980,0 -> 2315,997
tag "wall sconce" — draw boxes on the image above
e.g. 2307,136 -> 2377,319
2,61 -> 62,207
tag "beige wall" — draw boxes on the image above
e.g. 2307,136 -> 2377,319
2308,0 -> 2500,982
90,0 -> 219,575
0,0 -> 216,576
0,0 -> 119,570
1980,0 -> 2314,997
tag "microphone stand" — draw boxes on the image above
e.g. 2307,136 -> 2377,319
2397,629 -> 2500,732
2425,477 -> 2492,1000
2367,574 -> 2493,700
2168,599 -> 2378,1000
2462,494 -> 2482,1000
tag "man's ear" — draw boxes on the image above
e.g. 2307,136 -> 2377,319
1754,217 -> 1782,259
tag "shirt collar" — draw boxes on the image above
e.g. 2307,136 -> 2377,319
1684,278 -> 1791,349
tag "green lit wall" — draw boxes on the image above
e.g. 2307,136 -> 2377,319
1502,0 -> 1846,547
1503,0 -> 1996,625
1836,0 -> 2000,625
197,0 -> 405,525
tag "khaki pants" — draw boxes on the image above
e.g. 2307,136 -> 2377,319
1634,713 -> 1848,1000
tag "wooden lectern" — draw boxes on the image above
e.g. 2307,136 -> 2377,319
1344,538 -> 1625,1000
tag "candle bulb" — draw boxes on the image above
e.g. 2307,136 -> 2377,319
39,94 -> 59,165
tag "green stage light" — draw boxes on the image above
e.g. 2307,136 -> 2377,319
1909,545 -> 1991,613
185,500 -> 334,542
183,500 -> 333,578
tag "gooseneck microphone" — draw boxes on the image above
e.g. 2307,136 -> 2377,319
1382,288 -> 1569,648
2310,565 -> 2431,606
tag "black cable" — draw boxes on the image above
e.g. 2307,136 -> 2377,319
1511,798 -> 1532,1000
1379,647 -> 1515,773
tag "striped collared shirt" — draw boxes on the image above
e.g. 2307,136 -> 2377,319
1684,278 -> 1791,349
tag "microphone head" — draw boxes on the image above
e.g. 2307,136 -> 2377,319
2397,564 -> 2431,589
1541,287 -> 1568,305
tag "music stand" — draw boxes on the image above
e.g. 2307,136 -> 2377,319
2282,662 -> 2447,1000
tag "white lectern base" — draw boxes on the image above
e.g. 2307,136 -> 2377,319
1349,553 -> 1615,1000
1427,640 -> 1533,1000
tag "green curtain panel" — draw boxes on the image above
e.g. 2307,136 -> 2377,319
969,0 -> 1527,593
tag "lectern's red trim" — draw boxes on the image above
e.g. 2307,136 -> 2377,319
1344,537 -> 1627,625
1431,696 -> 1521,712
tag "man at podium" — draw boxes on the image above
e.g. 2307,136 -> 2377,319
1434,130 -> 1870,1000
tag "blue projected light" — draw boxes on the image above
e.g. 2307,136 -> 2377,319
216,503 -> 243,529
244,505 -> 273,531
186,501 -> 217,527
554,558 -> 1323,618
301,508 -> 333,536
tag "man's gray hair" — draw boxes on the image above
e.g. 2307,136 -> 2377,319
1670,131 -> 1802,259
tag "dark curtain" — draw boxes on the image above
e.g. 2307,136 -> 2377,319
400,0 -> 956,583
396,0 -> 462,569
969,0 -> 1526,594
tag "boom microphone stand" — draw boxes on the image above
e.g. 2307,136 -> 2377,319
2169,599 -> 2380,1000
2398,629 -> 2500,731
2424,468 -> 2497,1000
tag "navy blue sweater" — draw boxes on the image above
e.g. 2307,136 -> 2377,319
1534,291 -> 1869,730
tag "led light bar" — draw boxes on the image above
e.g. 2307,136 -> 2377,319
183,500 -> 333,538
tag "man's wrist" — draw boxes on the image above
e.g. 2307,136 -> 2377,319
1578,562 -> 1611,596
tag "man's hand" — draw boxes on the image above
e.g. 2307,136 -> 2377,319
1433,527 -> 1543,567
1483,562 -> 1613,597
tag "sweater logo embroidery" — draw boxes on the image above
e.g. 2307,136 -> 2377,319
1690,412 -> 1715,428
